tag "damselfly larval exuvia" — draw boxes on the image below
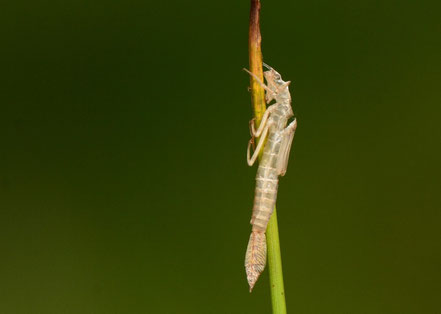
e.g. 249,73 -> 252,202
244,63 -> 297,292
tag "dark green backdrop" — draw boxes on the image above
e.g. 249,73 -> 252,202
1,0 -> 440,313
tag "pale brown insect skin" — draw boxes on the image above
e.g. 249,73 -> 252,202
245,231 -> 266,292
245,65 -> 297,292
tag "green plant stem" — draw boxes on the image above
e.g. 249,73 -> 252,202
266,208 -> 287,314
248,0 -> 287,313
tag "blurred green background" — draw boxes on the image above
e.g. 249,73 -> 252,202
1,0 -> 440,313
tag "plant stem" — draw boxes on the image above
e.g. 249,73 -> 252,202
248,0 -> 266,125
248,0 -> 287,313
266,209 -> 287,314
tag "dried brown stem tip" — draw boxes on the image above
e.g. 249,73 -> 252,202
248,0 -> 266,126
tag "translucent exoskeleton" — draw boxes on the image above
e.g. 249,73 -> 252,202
244,63 -> 297,291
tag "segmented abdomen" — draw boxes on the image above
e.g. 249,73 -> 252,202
251,132 -> 281,231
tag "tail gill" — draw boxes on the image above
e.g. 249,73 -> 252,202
245,231 -> 267,292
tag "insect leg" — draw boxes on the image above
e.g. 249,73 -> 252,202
243,68 -> 271,93
250,105 -> 277,137
276,119 -> 297,176
262,62 -> 273,70
247,123 -> 270,166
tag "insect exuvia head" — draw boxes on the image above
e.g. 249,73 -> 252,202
264,69 -> 285,87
